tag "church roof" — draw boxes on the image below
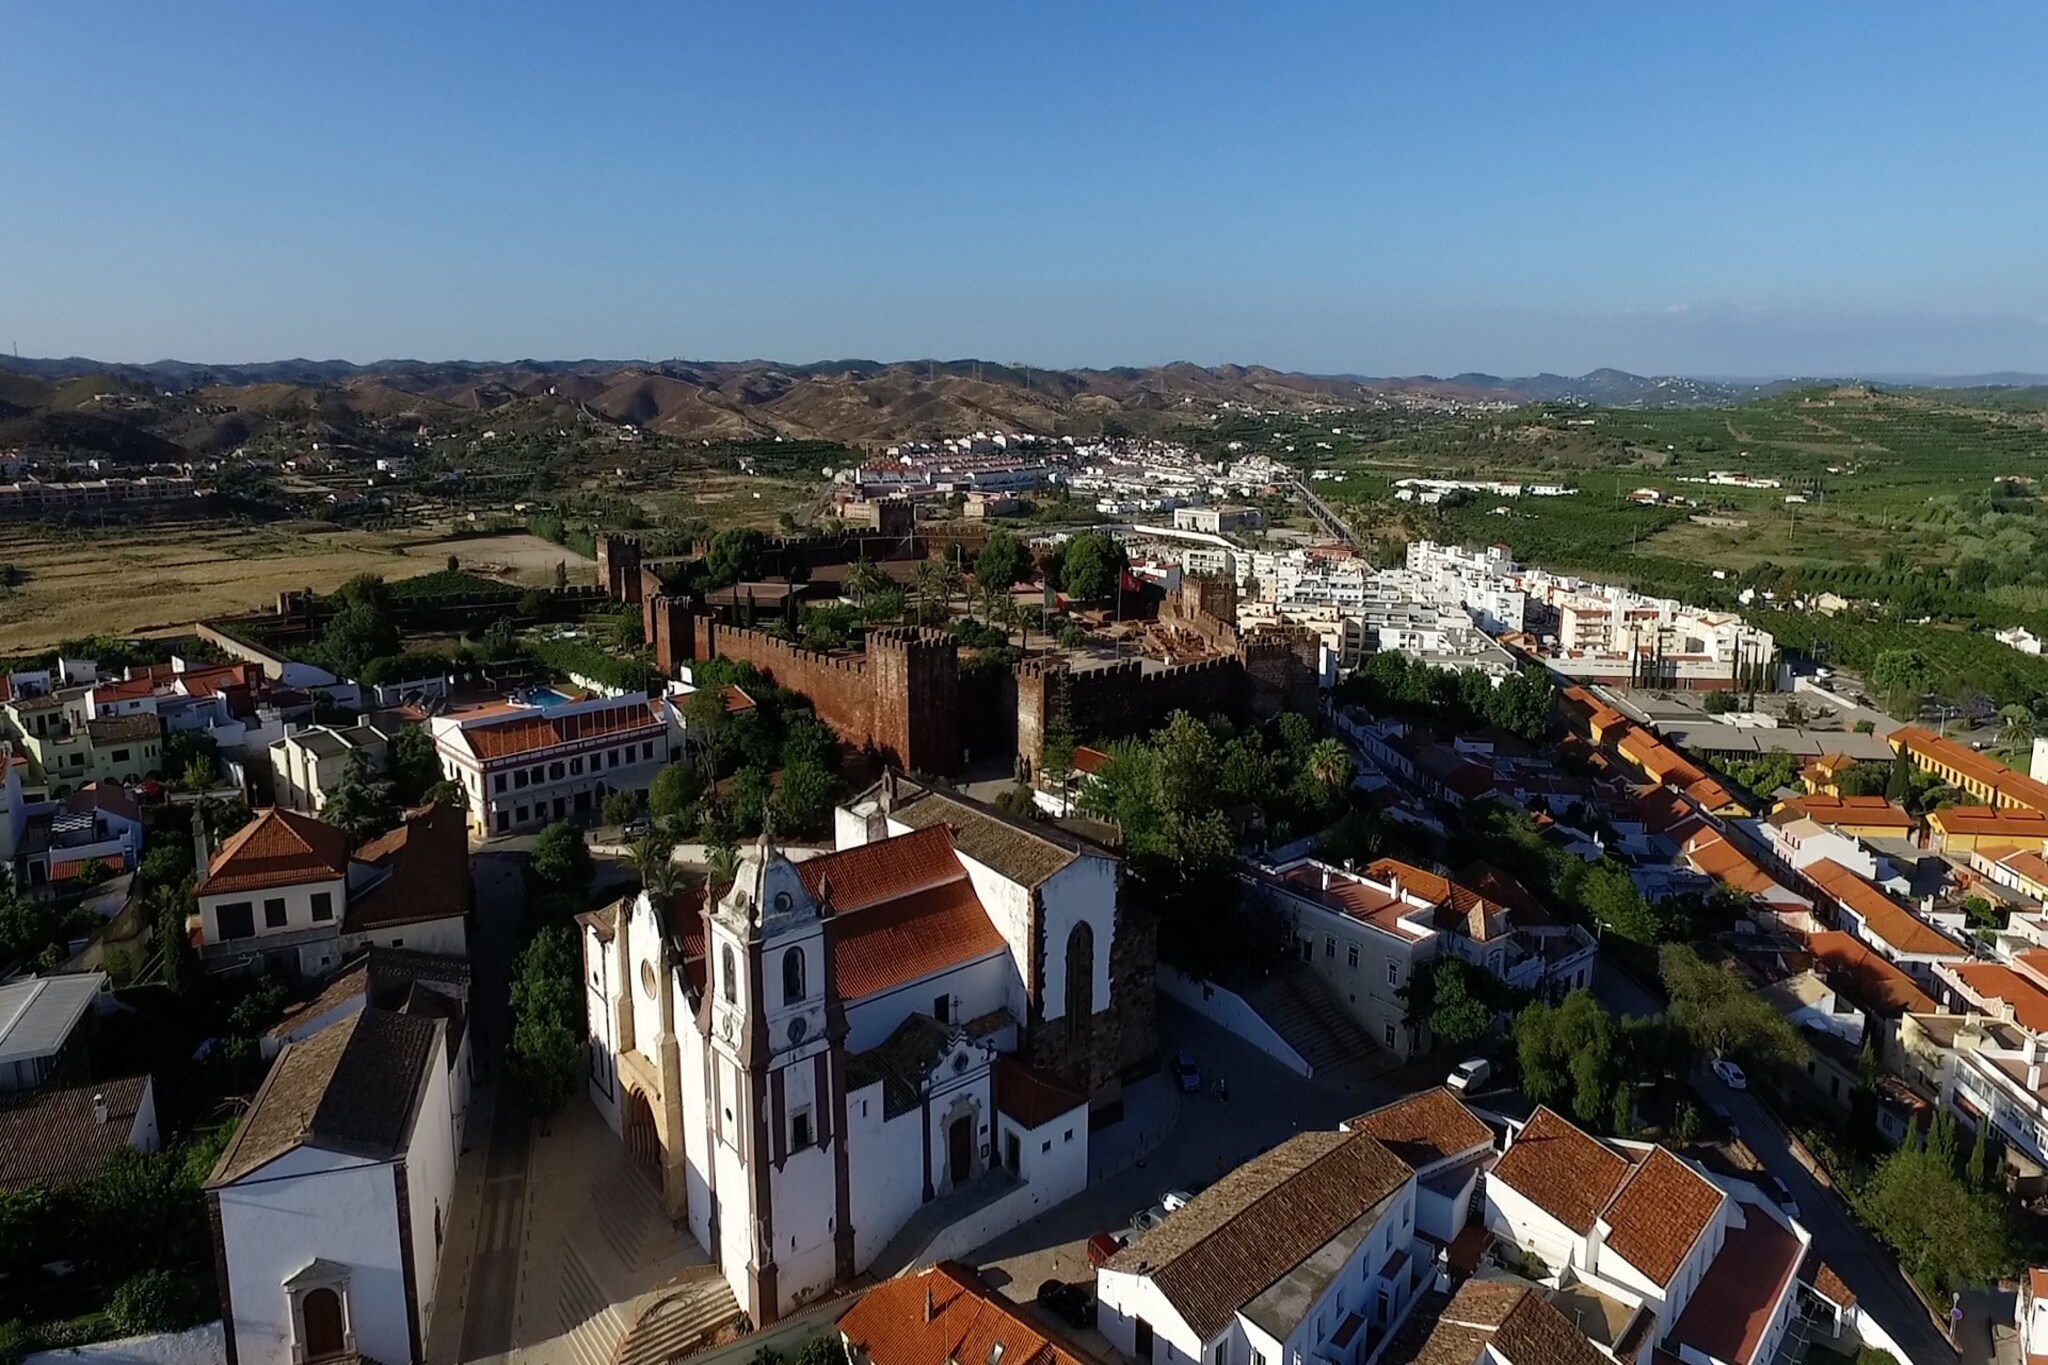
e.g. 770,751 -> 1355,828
797,824 -> 961,912
834,876 -> 1007,1001
878,777 -> 1108,887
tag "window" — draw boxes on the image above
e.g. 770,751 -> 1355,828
549,761 -> 565,781
571,756 -> 584,775
643,741 -> 655,760
111,748 -> 130,763
1383,1022 -> 1396,1047
783,947 -> 807,1003
1387,961 -> 1399,986
496,811 -> 510,834
1064,1128 -> 1073,1142
1216,1343 -> 1230,1365
514,768 -> 528,789
494,774 -> 507,793
722,945 -> 738,1001
1346,943 -> 1359,969
609,748 -> 621,769
1324,935 -> 1335,959
1064,923 -> 1094,1044
310,892 -> 334,922
217,902 -> 254,940
264,898 -> 287,929
791,1110 -> 812,1148
1134,1320 -> 1154,1364
934,993 -> 950,1024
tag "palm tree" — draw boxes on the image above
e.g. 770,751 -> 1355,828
844,557 -> 887,613
705,835 -> 740,896
1998,704 -> 2037,754
633,835 -> 682,898
913,558 -> 955,626
1305,738 -> 1352,794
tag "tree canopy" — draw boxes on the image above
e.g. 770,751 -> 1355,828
321,749 -> 400,842
975,529 -> 1028,594
1336,652 -> 1554,744
507,925 -> 582,1121
1659,943 -> 1807,1067
1058,532 -> 1127,603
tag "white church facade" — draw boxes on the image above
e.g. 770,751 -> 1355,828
579,775 -> 1150,1325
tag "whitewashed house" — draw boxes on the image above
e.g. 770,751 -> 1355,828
578,775 -> 1138,1326
206,1008 -> 457,1365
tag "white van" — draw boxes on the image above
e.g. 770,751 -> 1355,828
1446,1058 -> 1491,1094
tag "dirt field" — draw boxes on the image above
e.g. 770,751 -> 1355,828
406,533 -> 595,585
0,522 -> 456,654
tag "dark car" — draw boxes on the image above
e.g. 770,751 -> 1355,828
1169,1050 -> 1202,1093
1037,1280 -> 1096,1329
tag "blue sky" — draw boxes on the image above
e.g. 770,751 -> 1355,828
5,2 -> 2045,376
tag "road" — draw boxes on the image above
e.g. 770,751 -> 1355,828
457,851 -> 532,1363
1596,961 -> 1958,1363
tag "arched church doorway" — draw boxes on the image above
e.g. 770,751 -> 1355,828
624,1087 -> 662,1187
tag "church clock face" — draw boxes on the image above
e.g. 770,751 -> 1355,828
787,1015 -> 808,1045
719,1010 -> 737,1042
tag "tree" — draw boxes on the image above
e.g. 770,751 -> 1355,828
1998,704 -> 2037,753
424,777 -> 467,810
1886,748 -> 1912,802
388,724 -> 443,804
1403,956 -> 1497,1050
1576,861 -> 1663,942
156,896 -> 199,995
445,553 -> 460,572
1967,1112 -> 1992,1192
843,558 -> 887,613
507,925 -> 582,1122
553,559 -> 569,589
529,821 -> 593,896
180,756 -> 216,792
649,761 -> 705,828
726,765 -> 773,832
602,789 -> 644,827
975,529 -> 1028,599
1870,649 -> 1929,716
795,1336 -> 849,1365
706,528 -> 766,588
1060,532 -> 1126,604
1514,990 -> 1625,1128
1674,1101 -> 1702,1143
774,758 -> 835,835
1304,738 -> 1351,795
1833,761 -> 1893,798
1659,944 -> 1807,1067
1862,1120 -> 2012,1293
73,857 -> 111,889
633,834 -> 682,898
1702,689 -> 1741,715
705,833 -> 740,896
322,750 -> 400,841
914,557 -> 960,626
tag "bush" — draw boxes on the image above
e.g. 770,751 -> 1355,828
602,790 -> 644,827
1702,690 -> 1741,715
107,1269 -> 188,1336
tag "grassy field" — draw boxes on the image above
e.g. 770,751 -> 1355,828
0,521 -> 486,653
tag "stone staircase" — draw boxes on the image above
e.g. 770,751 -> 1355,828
614,1269 -> 743,1365
1239,962 -> 1383,1080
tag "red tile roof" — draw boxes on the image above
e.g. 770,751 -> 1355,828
457,697 -> 661,762
1949,962 -> 2048,1033
1932,806 -> 2048,840
1347,1087 -> 1493,1172
1599,1146 -> 1724,1286
1489,1107 -> 1632,1235
1805,859 -> 1963,959
1780,793 -> 1916,831
1805,932 -> 1937,1017
994,1057 -> 1086,1130
1672,1205 -> 1803,1365
722,684 -> 757,715
198,808 -> 350,896
838,1263 -> 1085,1365
345,804 -> 470,931
798,825 -> 964,913
832,877 -> 1007,1001
1893,726 -> 2048,814
1800,1249 -> 1856,1309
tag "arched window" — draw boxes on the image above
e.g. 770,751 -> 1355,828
302,1287 -> 345,1360
721,945 -> 738,1002
1064,923 -> 1094,1045
782,946 -> 806,1004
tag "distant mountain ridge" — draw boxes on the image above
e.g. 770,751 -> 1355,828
2,353 -> 2043,456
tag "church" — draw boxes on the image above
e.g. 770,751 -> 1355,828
578,773 -> 1156,1325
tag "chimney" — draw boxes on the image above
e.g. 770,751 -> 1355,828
1321,866 -> 1331,892
92,1093 -> 108,1125
925,1284 -> 935,1324
191,805 -> 210,877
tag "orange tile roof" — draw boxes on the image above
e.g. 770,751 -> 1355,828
458,697 -> 661,762
1806,931 -> 1937,1016
345,803 -> 470,931
1489,1107 -> 1632,1235
831,877 -> 1006,1001
1805,859 -> 1962,959
1949,963 -> 2048,1033
1781,793 -> 1916,831
198,808 -> 350,896
993,1057 -> 1086,1130
1600,1146 -> 1724,1286
1673,1204 -> 1803,1365
797,825 -> 963,914
721,684 -> 757,715
839,1263 -> 1085,1365
1347,1087 -> 1493,1172
1363,857 -> 1451,905
1800,1249 -> 1856,1309
1682,827 -> 1786,899
2000,849 -> 2048,888
1894,726 -> 2048,813
1932,805 -> 2048,840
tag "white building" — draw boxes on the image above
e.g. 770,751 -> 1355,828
196,805 -> 471,976
206,1008 -> 459,1365
269,721 -> 391,814
1483,1107 -> 1810,1365
1095,1120 -> 1434,1365
579,775 -> 1135,1326
430,691 -> 675,838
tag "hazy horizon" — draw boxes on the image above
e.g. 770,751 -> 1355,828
8,2 -> 2048,375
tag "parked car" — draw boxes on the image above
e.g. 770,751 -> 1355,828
1710,1102 -> 1740,1142
1130,1206 -> 1166,1233
1161,1189 -> 1194,1213
624,815 -> 653,837
1037,1280 -> 1095,1328
1086,1232 -> 1127,1267
1170,1051 -> 1203,1093
1446,1058 -> 1491,1094
1710,1058 -> 1748,1090
1767,1175 -> 1799,1218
